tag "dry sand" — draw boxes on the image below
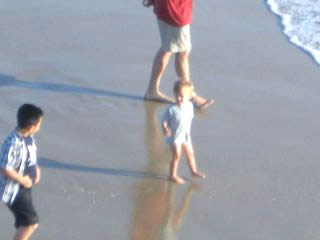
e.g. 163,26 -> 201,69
1,1 -> 320,239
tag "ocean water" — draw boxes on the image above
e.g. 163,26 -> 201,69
266,0 -> 320,64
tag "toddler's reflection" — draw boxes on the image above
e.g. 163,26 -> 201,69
129,103 -> 198,240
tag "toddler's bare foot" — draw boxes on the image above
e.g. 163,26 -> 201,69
169,176 -> 186,184
191,171 -> 206,179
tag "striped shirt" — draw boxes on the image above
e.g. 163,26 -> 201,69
0,129 -> 37,205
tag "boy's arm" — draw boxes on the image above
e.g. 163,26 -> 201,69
0,168 -> 33,188
33,165 -> 41,184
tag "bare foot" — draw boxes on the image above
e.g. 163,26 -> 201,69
144,91 -> 175,104
169,176 -> 186,184
192,95 -> 214,109
197,99 -> 214,110
191,171 -> 206,179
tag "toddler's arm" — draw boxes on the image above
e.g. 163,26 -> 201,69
162,121 -> 171,137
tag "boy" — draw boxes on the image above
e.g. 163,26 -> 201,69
0,103 -> 43,240
162,81 -> 205,184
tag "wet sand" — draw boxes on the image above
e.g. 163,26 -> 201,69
1,1 -> 320,240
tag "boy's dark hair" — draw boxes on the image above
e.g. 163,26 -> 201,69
17,104 -> 44,129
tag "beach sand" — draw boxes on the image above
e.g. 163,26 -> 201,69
1,1 -> 320,239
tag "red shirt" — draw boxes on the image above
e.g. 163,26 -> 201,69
154,0 -> 193,27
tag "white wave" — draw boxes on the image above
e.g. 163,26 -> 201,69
266,0 -> 320,64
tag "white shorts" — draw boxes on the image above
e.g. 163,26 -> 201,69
157,20 -> 191,53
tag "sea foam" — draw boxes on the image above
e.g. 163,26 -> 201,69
266,0 -> 320,64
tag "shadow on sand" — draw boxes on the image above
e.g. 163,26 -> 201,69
0,73 -> 144,102
39,157 -> 167,181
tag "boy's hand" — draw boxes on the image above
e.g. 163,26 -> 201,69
21,176 -> 33,188
2,168 -> 33,188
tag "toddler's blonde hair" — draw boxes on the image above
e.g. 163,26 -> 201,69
173,80 -> 194,97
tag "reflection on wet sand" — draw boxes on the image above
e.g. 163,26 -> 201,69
129,103 -> 198,240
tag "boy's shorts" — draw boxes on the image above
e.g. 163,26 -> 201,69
157,20 -> 191,53
7,187 -> 39,228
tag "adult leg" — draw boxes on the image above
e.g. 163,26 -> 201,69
182,142 -> 206,178
144,49 -> 175,103
175,51 -> 190,81
13,224 -> 38,240
175,52 -> 214,109
169,144 -> 185,184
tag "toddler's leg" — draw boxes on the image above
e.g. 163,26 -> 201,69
182,142 -> 206,178
13,224 -> 38,240
169,144 -> 186,184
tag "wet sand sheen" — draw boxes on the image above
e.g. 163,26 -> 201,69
1,1 -> 320,240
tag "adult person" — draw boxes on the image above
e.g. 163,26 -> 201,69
143,0 -> 213,108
